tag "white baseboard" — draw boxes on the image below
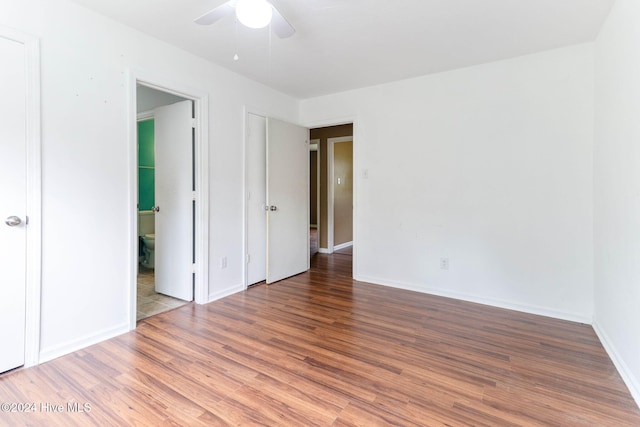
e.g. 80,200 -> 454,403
208,283 -> 244,303
318,248 -> 332,254
354,274 -> 592,324
333,241 -> 353,251
593,320 -> 640,407
39,321 -> 130,364
310,224 -> 318,229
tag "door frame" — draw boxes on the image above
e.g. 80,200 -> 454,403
327,136 -> 353,253
309,139 -> 320,251
0,26 -> 42,368
127,69 -> 209,330
243,108 -> 267,288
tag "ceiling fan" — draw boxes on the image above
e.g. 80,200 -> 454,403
195,0 -> 295,38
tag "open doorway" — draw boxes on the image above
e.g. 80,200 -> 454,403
309,124 -> 354,255
135,85 -> 191,321
128,76 -> 210,330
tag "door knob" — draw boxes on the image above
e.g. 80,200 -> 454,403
152,206 -> 160,212
269,205 -> 277,211
5,216 -> 22,227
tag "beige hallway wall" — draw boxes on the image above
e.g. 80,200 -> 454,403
333,141 -> 353,246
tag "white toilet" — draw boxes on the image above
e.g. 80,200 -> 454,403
141,234 -> 155,269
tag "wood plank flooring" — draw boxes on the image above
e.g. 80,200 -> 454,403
1,253 -> 639,426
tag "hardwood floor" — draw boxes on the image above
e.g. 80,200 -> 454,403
1,253 -> 639,426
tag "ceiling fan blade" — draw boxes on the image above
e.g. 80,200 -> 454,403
271,5 -> 295,38
194,1 -> 235,25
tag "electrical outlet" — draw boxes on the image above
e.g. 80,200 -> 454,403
220,256 -> 227,269
440,257 -> 449,270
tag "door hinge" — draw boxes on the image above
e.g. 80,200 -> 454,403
192,191 -> 197,201
192,118 -> 197,128
246,254 -> 250,264
191,263 -> 196,273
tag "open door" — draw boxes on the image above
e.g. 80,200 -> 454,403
266,118 -> 310,283
153,100 -> 194,301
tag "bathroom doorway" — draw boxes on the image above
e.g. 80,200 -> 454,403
127,77 -> 209,324
136,85 -> 192,320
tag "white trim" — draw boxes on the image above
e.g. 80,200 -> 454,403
333,241 -> 353,251
208,284 -> 245,303
24,34 -> 42,368
127,69 -> 210,331
318,248 -> 332,254
137,110 -> 154,121
327,136 -> 353,143
593,321 -> 640,407
306,131 -> 311,271
304,117 -> 355,128
327,140 -> 334,253
39,322 -> 129,364
327,135 -> 353,253
1,26 -> 42,368
242,108 -> 263,289
310,138 -> 320,251
356,273 -> 593,324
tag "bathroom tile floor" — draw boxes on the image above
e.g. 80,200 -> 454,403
137,266 -> 189,321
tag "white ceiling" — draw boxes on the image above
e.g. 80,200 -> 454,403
70,0 -> 615,99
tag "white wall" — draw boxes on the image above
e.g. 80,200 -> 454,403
594,0 -> 640,404
0,0 -> 299,361
301,44 -> 595,322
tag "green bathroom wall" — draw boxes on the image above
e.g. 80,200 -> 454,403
138,119 -> 155,211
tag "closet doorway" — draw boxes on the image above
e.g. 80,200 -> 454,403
244,112 -> 310,287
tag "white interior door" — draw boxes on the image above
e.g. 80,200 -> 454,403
266,118 -> 310,283
247,113 -> 267,285
153,100 -> 194,301
0,35 -> 27,373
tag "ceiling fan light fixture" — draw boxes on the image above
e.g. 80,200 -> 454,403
235,0 -> 273,29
